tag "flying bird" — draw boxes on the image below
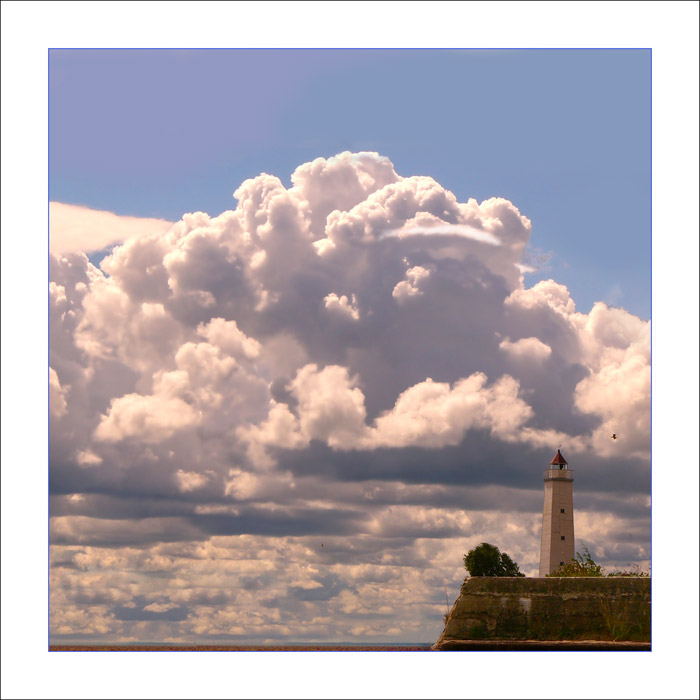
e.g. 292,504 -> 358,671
611,434 -> 617,440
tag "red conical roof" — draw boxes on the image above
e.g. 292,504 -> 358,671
550,449 -> 568,466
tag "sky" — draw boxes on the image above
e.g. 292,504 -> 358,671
2,3 -> 699,700
49,48 -> 651,319
46,47 -> 655,648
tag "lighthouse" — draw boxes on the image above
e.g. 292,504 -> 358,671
539,449 -> 575,577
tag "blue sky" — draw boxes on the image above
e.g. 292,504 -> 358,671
50,48 -> 650,318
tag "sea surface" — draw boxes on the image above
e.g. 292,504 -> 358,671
50,644 -> 433,652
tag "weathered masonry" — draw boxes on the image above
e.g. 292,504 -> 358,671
433,577 -> 651,651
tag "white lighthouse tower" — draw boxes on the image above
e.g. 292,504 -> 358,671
539,449 -> 575,577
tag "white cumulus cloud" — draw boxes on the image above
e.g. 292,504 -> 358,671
49,151 -> 650,646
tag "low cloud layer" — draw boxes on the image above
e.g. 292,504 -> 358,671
49,151 -> 650,643
49,202 -> 173,255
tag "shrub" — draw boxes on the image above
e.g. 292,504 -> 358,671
548,547 -> 650,577
547,546 -> 603,577
463,542 -> 525,577
606,563 -> 650,577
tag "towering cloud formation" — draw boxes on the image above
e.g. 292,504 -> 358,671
49,152 -> 650,644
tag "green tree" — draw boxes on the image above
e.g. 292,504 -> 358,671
463,542 -> 525,577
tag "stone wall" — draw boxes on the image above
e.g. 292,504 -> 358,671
433,577 -> 651,650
